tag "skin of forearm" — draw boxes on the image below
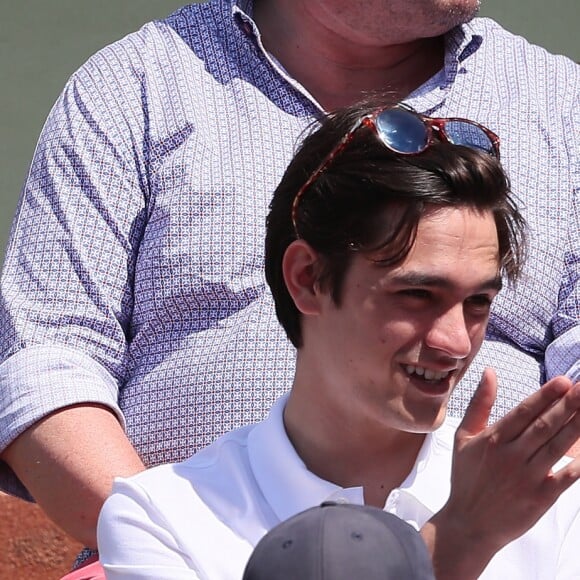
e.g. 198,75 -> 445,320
1,403 -> 145,548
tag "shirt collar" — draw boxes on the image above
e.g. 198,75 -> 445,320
231,0 -> 483,59
446,21 -> 484,64
248,394 -> 457,524
248,395 -> 359,522
395,418 -> 457,518
230,2 -> 484,116
403,21 -> 483,112
232,0 -> 255,33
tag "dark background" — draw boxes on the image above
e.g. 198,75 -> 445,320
1,0 -> 578,256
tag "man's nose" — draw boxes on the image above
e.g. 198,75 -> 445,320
424,305 -> 472,359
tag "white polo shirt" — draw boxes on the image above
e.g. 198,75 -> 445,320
98,396 -> 580,579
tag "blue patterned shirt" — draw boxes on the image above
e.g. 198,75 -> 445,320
0,0 -> 579,497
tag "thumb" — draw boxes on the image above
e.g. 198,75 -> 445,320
458,368 -> 498,437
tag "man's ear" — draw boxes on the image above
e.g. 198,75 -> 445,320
282,240 -> 323,315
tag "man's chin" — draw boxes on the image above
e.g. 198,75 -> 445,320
439,1 -> 481,31
406,409 -> 448,434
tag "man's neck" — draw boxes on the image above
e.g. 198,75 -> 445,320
283,389 -> 426,508
252,0 -> 446,110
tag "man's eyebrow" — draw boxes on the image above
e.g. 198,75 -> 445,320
389,271 -> 503,291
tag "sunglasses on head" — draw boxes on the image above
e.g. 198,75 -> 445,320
291,103 -> 500,235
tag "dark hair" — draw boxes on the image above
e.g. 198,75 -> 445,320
265,100 -> 527,348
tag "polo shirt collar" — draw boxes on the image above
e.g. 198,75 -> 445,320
248,395 -> 356,523
391,419 -> 455,524
248,395 -> 456,525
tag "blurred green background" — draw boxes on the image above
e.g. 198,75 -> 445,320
1,0 -> 578,257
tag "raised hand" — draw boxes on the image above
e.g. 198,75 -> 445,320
422,369 -> 580,579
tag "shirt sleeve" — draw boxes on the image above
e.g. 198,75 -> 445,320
0,45 -> 149,495
545,98 -> 580,383
98,480 -> 202,580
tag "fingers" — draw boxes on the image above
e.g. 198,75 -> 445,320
457,368 -> 497,438
458,374 -> 580,472
537,453 -> 580,512
565,436 -> 580,458
527,383 -> 580,470
446,377 -> 580,557
492,376 -> 573,444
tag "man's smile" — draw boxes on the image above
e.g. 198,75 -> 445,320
404,364 -> 455,382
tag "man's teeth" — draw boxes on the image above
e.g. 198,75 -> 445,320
405,365 -> 450,381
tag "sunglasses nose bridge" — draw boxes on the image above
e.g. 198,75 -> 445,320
426,119 -> 447,144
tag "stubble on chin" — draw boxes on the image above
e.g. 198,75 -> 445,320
422,0 -> 480,33
444,0 -> 481,26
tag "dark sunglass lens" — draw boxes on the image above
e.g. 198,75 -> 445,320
444,121 -> 495,154
376,108 -> 429,154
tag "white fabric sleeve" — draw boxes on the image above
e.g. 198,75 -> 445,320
98,479 -> 202,580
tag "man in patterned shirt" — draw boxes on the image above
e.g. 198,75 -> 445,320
0,0 -> 578,557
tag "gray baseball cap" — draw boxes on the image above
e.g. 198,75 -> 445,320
243,501 -> 435,579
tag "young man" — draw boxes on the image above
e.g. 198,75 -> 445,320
97,102 -> 580,579
1,0 -> 578,554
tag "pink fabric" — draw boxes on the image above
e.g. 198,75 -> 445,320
60,557 -> 104,580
